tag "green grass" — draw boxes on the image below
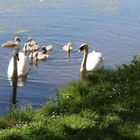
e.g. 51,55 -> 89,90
0,58 -> 140,140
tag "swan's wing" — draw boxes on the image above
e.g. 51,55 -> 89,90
95,52 -> 102,58
7,57 -> 14,78
17,52 -> 29,76
7,53 -> 29,78
86,52 -> 103,71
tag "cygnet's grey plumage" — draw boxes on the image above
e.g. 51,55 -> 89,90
1,36 -> 21,48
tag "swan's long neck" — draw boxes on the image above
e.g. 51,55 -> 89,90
12,54 -> 18,104
80,46 -> 88,75
12,55 -> 18,79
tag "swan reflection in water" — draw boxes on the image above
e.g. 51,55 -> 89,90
9,75 -> 27,105
8,75 -> 28,87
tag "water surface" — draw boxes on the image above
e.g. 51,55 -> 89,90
0,0 -> 140,115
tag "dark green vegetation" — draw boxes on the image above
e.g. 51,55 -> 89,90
0,57 -> 140,140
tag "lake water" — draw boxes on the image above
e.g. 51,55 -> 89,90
0,0 -> 140,115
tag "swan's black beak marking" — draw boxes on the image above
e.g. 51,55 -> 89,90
78,46 -> 84,52
16,53 -> 19,61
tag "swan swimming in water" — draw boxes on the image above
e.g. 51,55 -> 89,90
42,44 -> 53,52
79,43 -> 103,77
7,48 -> 29,103
7,49 -> 29,86
1,36 -> 21,48
23,37 -> 40,53
29,47 -> 48,61
63,42 -> 73,58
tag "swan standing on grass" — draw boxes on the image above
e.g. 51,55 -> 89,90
79,43 -> 103,77
63,42 -> 73,58
1,36 -> 21,48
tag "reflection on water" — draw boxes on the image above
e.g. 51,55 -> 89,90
9,75 -> 28,107
11,76 -> 18,105
0,0 -> 140,115
8,75 -> 28,87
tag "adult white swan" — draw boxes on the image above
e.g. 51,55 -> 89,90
79,43 -> 103,77
7,49 -> 29,85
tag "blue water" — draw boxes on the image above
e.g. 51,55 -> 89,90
0,0 -> 140,115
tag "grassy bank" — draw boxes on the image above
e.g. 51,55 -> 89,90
0,58 -> 140,140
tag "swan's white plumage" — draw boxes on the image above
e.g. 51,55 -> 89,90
8,52 -> 29,79
86,50 -> 103,71
79,43 -> 103,73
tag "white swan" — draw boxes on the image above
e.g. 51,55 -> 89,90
79,43 -> 103,76
1,36 -> 21,48
62,42 -> 73,58
8,49 -> 29,80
